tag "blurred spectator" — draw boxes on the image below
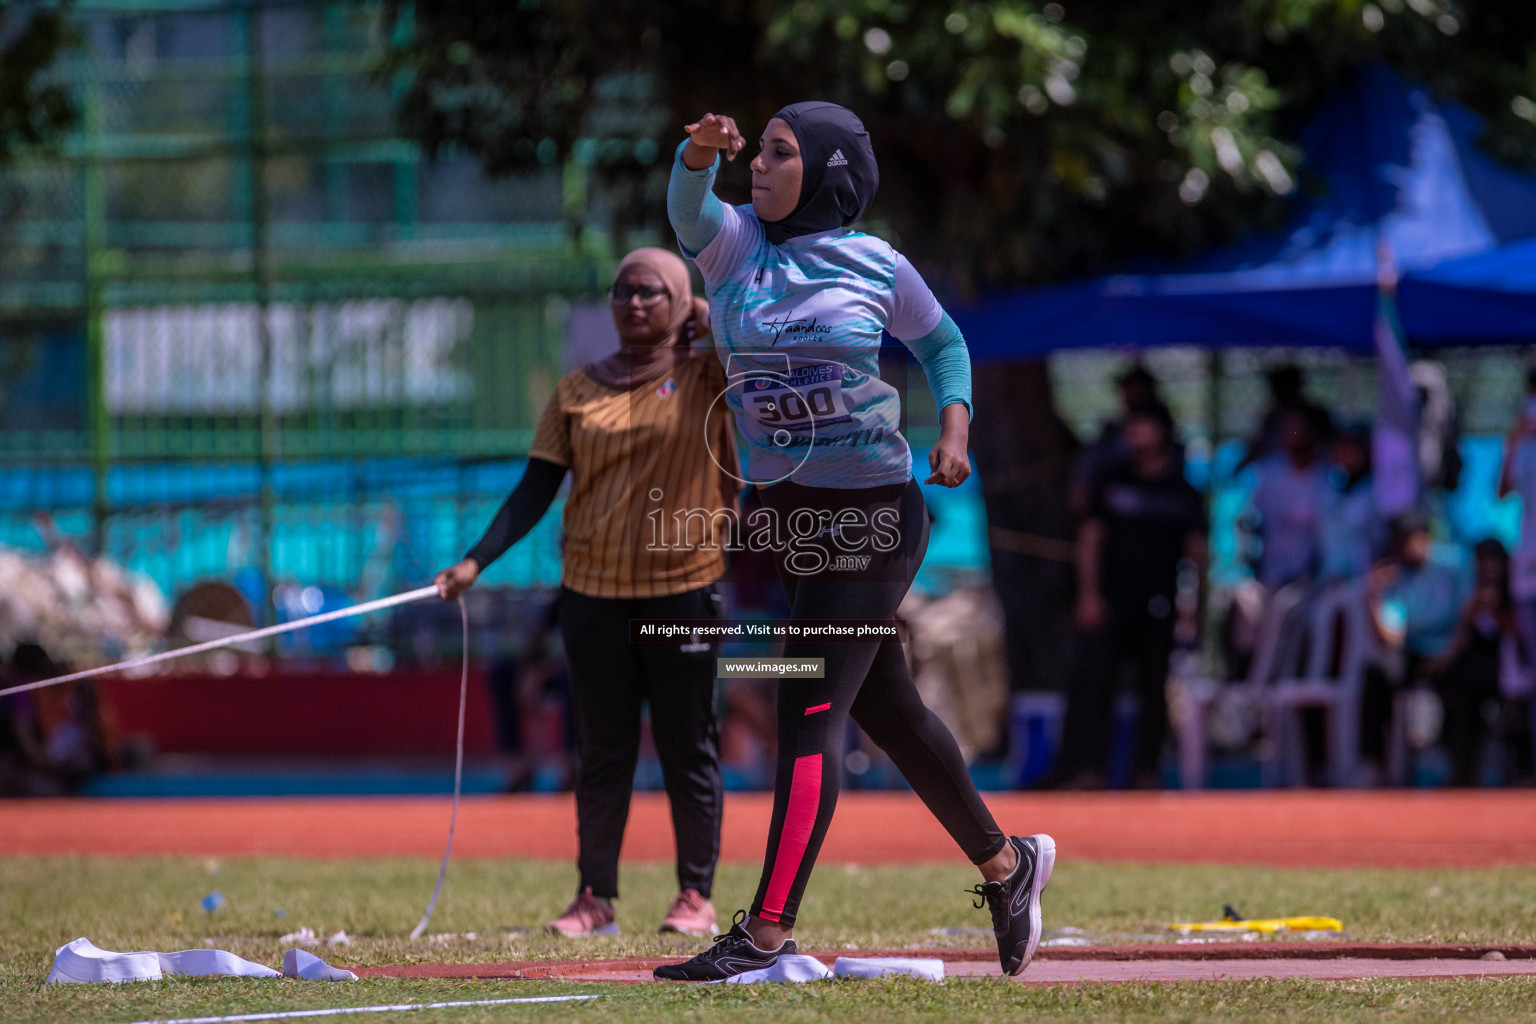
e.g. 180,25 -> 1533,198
0,661 -> 39,797
1069,363 -> 1181,517
1420,540 -> 1531,786
1362,514 -> 1470,777
1237,363 -> 1334,473
902,585 -> 1009,762
1411,361 -> 1463,497
1320,424 -> 1385,581
1248,405 -> 1334,589
1053,403 -> 1208,789
486,595 -> 576,791
1498,374 -> 1536,683
1,643 -> 110,796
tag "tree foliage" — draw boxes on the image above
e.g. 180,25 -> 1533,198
0,5 -> 77,165
387,1 -> 1536,293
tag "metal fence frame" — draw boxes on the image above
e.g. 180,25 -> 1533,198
1,2 -> 616,617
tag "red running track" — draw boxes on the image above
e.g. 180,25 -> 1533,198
4,791 -> 1536,866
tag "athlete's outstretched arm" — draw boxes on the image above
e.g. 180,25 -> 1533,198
435,458 -> 567,598
669,113 -> 747,255
889,255 -> 973,488
904,315 -> 973,486
902,312 -> 973,425
667,147 -> 724,255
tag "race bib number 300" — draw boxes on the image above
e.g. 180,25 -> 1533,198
742,363 -> 853,431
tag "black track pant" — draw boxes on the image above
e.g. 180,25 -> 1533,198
747,478 -> 1006,927
558,583 -> 724,900
1058,599 -> 1175,780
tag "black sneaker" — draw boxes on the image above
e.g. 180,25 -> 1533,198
653,910 -> 795,982
967,833 -> 1056,976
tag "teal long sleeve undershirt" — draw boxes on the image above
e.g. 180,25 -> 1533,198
667,142 -> 724,256
904,312 -> 973,423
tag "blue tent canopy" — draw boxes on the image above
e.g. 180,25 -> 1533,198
956,64 -> 1536,360
1400,236 -> 1536,342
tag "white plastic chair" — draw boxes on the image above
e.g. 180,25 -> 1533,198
1259,580 -> 1373,788
1174,581 -> 1309,790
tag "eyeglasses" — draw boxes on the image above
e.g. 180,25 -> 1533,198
608,284 -> 669,305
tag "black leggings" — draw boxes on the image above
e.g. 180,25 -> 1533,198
559,583 -> 725,900
747,478 -> 1005,926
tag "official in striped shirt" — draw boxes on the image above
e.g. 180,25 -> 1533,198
436,247 -> 739,939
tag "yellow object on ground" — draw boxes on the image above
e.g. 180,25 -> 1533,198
1169,907 -> 1344,933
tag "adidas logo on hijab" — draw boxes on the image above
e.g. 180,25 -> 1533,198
761,101 -> 878,246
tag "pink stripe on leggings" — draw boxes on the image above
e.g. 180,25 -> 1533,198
758,753 -> 823,923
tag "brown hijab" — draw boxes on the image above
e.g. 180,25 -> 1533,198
584,247 -> 711,389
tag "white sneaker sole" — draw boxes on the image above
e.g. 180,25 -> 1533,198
1014,832 -> 1057,976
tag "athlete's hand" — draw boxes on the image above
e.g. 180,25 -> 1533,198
683,112 -> 745,164
435,558 -> 480,600
925,430 -> 971,488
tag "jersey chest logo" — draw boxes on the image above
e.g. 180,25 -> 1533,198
655,377 -> 677,400
760,314 -> 834,345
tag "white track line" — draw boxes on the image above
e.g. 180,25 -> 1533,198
111,993 -> 605,1024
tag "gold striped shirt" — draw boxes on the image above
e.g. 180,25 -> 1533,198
529,351 -> 740,599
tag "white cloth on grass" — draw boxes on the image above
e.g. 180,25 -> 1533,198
45,937 -> 280,984
832,956 -> 945,981
44,937 -> 356,984
715,954 -> 832,985
706,955 -> 946,985
283,947 -> 359,982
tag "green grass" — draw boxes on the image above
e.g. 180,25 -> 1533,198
14,976 -> 1536,1024
5,857 -> 1536,1023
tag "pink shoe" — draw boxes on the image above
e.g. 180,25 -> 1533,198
659,889 -> 717,936
545,887 -> 619,937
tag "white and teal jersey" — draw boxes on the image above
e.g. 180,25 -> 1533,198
686,201 -> 946,489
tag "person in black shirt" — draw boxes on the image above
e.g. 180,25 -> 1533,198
1069,363 -> 1160,518
1054,403 -> 1207,789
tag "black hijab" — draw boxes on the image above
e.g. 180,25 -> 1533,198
762,101 -> 879,245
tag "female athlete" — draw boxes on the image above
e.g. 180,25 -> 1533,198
654,103 -> 1054,980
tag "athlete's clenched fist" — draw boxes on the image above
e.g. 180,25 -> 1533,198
682,113 -> 745,169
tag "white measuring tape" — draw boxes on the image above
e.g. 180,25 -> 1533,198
0,585 -> 440,699
111,994 -> 605,1024
410,592 -> 467,941
0,583 -> 467,940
